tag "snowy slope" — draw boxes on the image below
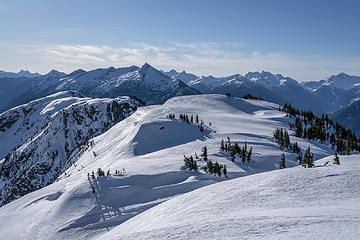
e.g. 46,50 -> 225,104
0,91 -> 84,159
0,94 -> 336,240
0,92 -> 143,206
103,154 -> 360,240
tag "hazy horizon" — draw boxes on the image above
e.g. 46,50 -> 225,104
1,0 -> 360,81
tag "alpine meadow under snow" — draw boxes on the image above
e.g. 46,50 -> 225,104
1,93 -> 359,240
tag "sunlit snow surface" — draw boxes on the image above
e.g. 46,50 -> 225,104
0,94 -> 353,240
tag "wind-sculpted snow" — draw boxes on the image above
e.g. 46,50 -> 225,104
102,155 -> 360,240
0,94 -> 339,239
0,91 -> 143,206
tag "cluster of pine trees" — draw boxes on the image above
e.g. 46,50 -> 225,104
279,146 -> 314,169
167,114 -> 176,119
87,168 -> 111,180
183,155 -> 198,171
243,94 -> 263,100
273,128 -> 301,155
204,160 -> 227,177
220,137 -> 253,163
167,113 -> 205,132
281,103 -> 359,155
183,146 -> 227,177
273,128 -> 291,150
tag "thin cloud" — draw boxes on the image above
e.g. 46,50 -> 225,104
16,42 -> 360,81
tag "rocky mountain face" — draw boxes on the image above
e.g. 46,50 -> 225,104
0,91 -> 144,206
0,64 -> 199,114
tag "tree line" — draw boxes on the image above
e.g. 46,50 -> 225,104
281,103 -> 359,155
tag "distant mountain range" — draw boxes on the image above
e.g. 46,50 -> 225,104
163,69 -> 360,114
0,69 -> 41,78
0,63 -> 199,113
2,64 -> 360,135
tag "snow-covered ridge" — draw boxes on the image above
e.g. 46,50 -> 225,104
0,94 -> 337,239
0,91 -> 83,159
0,91 -> 144,206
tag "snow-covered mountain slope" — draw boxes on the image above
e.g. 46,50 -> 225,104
0,94 -> 335,240
0,92 -> 144,206
103,154 -> 360,240
332,99 -> 360,137
0,91 -> 83,159
304,73 -> 360,91
162,69 -> 199,84
0,69 -> 41,78
245,71 -> 299,90
188,74 -> 244,92
0,64 -> 199,113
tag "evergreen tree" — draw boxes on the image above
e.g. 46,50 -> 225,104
220,139 -> 225,152
234,142 -> 241,155
195,114 -> 199,124
91,171 -> 95,179
279,153 -> 286,169
292,142 -> 300,154
333,153 -> 340,165
223,164 -> 227,177
194,160 -> 198,171
295,117 -> 303,137
247,147 -> 252,163
284,131 -> 290,149
201,146 -> 208,160
227,137 -> 231,150
214,162 -> 221,177
230,146 -> 236,162
207,160 -> 214,174
241,146 -> 246,163
184,154 -> 190,167
297,151 -> 303,165
303,146 -> 314,168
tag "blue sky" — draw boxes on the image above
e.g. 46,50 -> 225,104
0,0 -> 359,81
